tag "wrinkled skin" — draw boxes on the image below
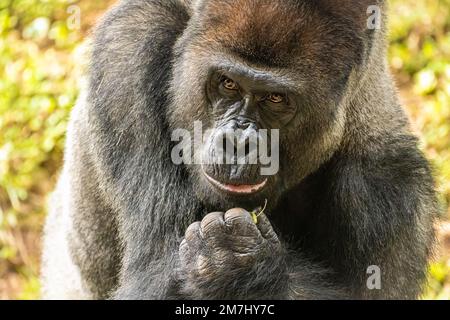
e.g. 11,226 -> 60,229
179,209 -> 285,299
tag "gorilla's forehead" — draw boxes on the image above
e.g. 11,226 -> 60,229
198,0 -> 309,67
196,0 -> 365,69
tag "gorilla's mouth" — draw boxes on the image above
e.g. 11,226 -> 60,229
202,171 -> 268,195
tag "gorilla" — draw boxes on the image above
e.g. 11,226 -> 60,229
41,0 -> 437,300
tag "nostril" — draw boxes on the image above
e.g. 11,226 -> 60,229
246,139 -> 252,157
221,136 -> 227,154
222,134 -> 234,152
219,133 -> 236,164
237,118 -> 253,130
215,121 -> 259,164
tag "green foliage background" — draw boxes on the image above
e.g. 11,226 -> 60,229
0,0 -> 449,299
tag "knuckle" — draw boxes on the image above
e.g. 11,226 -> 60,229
224,208 -> 252,225
225,209 -> 259,237
185,222 -> 201,242
200,211 -> 225,234
179,239 -> 195,268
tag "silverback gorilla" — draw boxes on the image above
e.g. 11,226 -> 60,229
41,0 -> 437,299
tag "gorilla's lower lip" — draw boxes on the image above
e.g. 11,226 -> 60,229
203,172 -> 268,195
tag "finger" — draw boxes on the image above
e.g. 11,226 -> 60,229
256,212 -> 280,244
224,208 -> 260,236
200,212 -> 225,239
184,221 -> 203,249
180,222 -> 203,267
179,239 -> 191,265
196,254 -> 215,278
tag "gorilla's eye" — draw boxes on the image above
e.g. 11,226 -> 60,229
221,76 -> 239,91
266,93 -> 285,104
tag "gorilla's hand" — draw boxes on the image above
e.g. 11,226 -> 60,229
179,208 -> 287,299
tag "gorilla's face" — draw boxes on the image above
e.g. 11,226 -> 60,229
169,0 -> 366,210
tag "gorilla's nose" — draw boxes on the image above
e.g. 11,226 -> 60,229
218,121 -> 259,161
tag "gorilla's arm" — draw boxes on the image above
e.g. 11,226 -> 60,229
86,0 -> 201,299
301,135 -> 437,299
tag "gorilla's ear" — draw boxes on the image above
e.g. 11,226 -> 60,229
318,0 -> 385,30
